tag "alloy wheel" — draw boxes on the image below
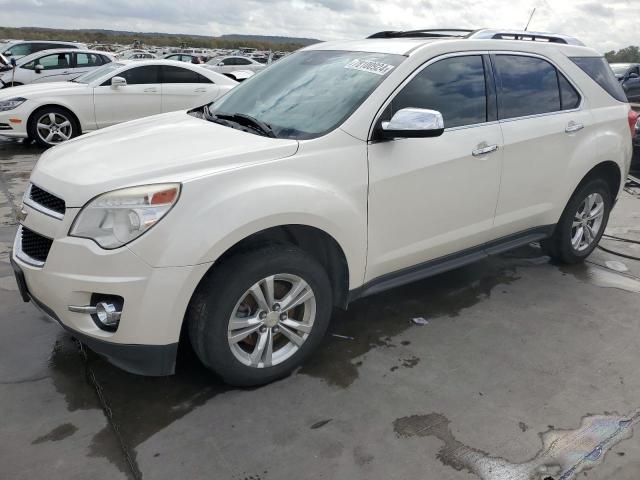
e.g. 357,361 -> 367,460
571,192 -> 605,252
36,112 -> 73,145
227,273 -> 316,368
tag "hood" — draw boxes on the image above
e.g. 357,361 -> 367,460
31,111 -> 299,207
0,81 -> 86,98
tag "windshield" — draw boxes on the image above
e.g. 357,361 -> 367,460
74,62 -> 123,84
610,65 -> 630,75
209,50 -> 404,139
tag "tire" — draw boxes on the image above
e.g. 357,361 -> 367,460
187,244 -> 333,386
27,106 -> 79,148
542,178 -> 612,264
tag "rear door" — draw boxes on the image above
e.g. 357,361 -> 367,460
30,52 -> 74,83
93,65 -> 162,128
72,52 -> 105,78
491,53 -> 592,238
160,65 -> 219,112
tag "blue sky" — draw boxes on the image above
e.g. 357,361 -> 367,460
0,0 -> 637,52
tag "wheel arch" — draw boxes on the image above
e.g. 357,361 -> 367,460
193,224 -> 351,310
27,103 -> 83,137
572,160 -> 623,201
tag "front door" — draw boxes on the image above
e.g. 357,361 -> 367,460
30,52 -> 74,83
366,54 -> 503,281
93,65 -> 162,128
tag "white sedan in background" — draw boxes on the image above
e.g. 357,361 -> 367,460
205,56 -> 266,80
0,49 -> 115,88
0,60 -> 237,147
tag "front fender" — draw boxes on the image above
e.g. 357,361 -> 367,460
128,135 -> 369,290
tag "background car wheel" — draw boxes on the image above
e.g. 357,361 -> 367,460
542,178 -> 612,264
1,82 -> 22,89
188,244 -> 333,386
27,107 -> 79,148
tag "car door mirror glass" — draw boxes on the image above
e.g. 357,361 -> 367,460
380,108 -> 445,139
111,76 -> 127,88
35,64 -> 44,74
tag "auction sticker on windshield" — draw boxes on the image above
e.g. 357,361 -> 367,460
345,59 -> 395,75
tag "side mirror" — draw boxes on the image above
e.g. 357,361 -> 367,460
628,72 -> 639,79
218,62 -> 225,66
111,76 -> 127,88
5,51 -> 12,57
379,108 -> 445,139
35,64 -> 44,74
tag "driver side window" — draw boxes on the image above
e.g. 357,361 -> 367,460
37,53 -> 72,70
387,55 -> 488,129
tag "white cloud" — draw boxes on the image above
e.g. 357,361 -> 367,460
0,0 -> 637,51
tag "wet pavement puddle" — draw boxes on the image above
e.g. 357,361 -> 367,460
393,410 -> 640,480
561,263 -> 640,294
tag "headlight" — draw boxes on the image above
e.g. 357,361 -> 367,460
0,97 -> 26,111
70,183 -> 181,249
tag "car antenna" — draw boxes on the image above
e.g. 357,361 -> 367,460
524,7 -> 536,31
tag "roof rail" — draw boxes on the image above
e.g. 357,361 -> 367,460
468,29 -> 585,46
367,29 -> 475,39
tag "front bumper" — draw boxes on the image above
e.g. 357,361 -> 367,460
12,256 -> 178,376
0,104 -> 29,138
11,202 -> 211,376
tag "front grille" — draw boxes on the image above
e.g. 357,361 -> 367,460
20,226 -> 53,264
29,184 -> 66,216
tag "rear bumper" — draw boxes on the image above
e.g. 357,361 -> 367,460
11,255 -> 178,376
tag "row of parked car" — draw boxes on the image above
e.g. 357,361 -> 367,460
0,40 -> 266,86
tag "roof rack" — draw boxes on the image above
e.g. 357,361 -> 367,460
367,29 -> 475,39
468,29 -> 584,46
366,28 -> 585,46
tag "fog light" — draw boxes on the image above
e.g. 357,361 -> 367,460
95,302 -> 121,327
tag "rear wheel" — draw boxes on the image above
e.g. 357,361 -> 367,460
27,107 -> 79,148
542,178 -> 612,263
188,245 -> 332,386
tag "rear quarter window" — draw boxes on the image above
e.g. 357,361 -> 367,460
570,57 -> 627,103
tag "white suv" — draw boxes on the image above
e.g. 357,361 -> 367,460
11,29 -> 637,386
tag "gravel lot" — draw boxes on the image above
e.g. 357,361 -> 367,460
1,138 -> 640,480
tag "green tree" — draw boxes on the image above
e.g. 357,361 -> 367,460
605,46 -> 640,63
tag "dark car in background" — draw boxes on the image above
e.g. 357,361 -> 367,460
611,63 -> 640,103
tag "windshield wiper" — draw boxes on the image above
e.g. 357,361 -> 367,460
214,112 -> 276,138
231,113 -> 276,138
201,106 -> 276,138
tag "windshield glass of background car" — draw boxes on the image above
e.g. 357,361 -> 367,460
210,50 -> 405,139
74,62 -> 123,83
611,65 -> 629,75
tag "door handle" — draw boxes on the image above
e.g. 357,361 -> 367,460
565,122 -> 584,133
144,88 -> 157,93
472,144 -> 499,157
194,88 -> 207,93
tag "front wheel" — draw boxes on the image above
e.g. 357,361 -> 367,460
542,178 -> 612,263
27,107 -> 79,148
188,245 -> 333,386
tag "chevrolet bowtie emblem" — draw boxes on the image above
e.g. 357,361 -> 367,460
16,207 -> 28,222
